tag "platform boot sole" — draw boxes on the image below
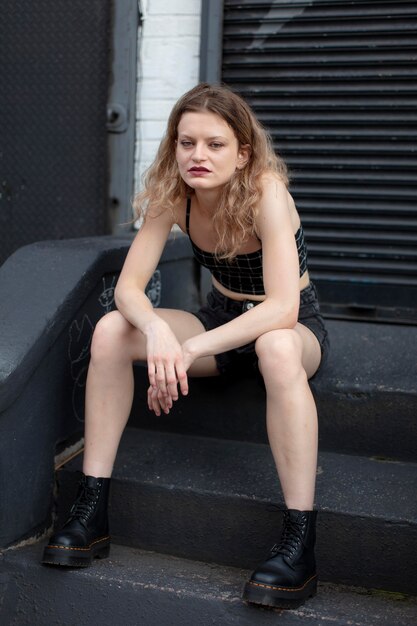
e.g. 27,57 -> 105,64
41,535 -> 111,567
243,573 -> 317,610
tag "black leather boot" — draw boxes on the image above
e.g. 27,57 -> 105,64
242,509 -> 318,609
42,474 -> 111,567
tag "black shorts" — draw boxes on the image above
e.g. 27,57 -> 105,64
193,282 -> 329,378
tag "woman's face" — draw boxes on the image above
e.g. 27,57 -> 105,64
176,110 -> 249,192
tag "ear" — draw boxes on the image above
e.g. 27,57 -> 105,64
237,144 -> 251,169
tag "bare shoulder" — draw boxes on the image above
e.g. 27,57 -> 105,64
259,171 -> 287,195
143,201 -> 175,225
257,173 -> 300,232
257,172 -> 290,220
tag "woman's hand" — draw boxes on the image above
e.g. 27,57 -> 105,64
147,385 -> 173,416
145,318 -> 189,400
146,334 -> 200,416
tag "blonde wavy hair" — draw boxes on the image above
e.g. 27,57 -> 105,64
134,83 -> 288,260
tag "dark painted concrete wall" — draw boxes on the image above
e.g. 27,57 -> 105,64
0,234 -> 199,547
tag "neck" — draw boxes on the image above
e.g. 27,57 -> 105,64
194,187 -> 222,214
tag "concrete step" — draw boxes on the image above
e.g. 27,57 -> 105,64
2,543 -> 417,626
55,428 -> 417,595
129,320 -> 417,463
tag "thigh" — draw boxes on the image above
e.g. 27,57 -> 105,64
293,322 -> 322,380
109,307 -> 218,377
152,308 -> 220,377
296,281 -> 329,379
98,308 -> 214,366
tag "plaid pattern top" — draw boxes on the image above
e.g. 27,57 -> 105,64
186,198 -> 308,296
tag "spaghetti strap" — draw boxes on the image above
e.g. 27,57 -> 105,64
185,197 -> 191,235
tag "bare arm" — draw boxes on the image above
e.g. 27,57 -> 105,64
114,206 -> 189,398
115,208 -> 172,330
182,177 -> 300,361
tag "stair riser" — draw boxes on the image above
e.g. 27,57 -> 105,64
130,368 -> 417,462
56,472 -> 417,596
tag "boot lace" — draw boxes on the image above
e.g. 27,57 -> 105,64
68,482 -> 101,524
270,512 -> 307,562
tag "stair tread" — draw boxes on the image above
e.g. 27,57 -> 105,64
3,543 -> 417,626
67,428 -> 417,523
315,319 -> 417,394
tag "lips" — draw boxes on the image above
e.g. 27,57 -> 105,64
189,166 -> 210,172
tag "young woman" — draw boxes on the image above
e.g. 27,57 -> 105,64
42,83 -> 329,610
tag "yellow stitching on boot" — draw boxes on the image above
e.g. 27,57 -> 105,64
248,573 -> 317,593
46,536 -> 110,551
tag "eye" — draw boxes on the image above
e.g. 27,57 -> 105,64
210,142 -> 224,149
179,140 -> 193,148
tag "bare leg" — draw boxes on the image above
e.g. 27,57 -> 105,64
244,328 -> 321,608
256,324 -> 321,510
83,309 -> 219,478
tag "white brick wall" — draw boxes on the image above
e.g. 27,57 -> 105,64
135,0 -> 202,193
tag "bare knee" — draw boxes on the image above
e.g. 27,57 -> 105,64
90,311 -> 136,364
256,329 -> 305,388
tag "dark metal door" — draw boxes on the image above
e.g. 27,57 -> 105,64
0,0 -> 111,265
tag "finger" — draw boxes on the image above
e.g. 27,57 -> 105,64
155,360 -> 168,396
151,389 -> 163,416
148,384 -> 172,416
149,385 -> 166,417
148,360 -> 157,389
147,386 -> 155,412
158,389 -> 172,414
148,386 -> 161,416
164,364 -> 179,400
175,362 -> 189,396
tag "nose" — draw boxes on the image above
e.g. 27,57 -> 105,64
191,142 -> 206,162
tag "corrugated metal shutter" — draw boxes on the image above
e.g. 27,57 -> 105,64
222,0 -> 417,323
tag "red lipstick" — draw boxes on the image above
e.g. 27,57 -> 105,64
188,166 -> 211,177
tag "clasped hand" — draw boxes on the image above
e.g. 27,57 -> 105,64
146,321 -> 195,416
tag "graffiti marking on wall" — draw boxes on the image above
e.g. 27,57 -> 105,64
146,269 -> 161,307
98,275 -> 117,313
68,315 -> 94,423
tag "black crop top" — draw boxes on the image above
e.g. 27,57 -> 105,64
185,198 -> 308,296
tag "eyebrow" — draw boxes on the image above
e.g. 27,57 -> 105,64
178,134 -> 228,141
